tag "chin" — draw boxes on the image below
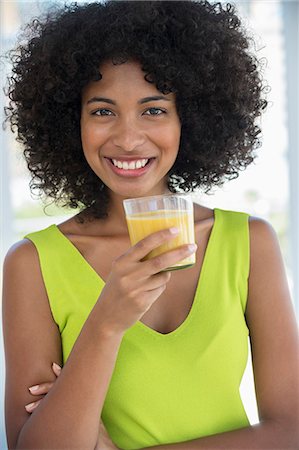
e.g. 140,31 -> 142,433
106,178 -> 168,200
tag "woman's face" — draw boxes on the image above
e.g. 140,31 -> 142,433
80,60 -> 181,199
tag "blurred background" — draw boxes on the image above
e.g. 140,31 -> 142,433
0,0 -> 298,449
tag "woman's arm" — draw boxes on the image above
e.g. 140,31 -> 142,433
142,218 -> 299,450
25,364 -> 119,450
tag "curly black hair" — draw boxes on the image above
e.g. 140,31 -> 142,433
4,0 -> 268,221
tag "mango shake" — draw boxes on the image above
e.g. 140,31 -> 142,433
126,209 -> 195,271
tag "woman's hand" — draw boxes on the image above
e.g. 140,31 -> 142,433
26,363 -> 120,450
25,362 -> 62,413
97,227 -> 197,335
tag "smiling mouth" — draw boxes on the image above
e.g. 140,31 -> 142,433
104,157 -> 156,177
109,157 -> 153,168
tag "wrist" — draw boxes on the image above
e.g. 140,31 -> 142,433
98,322 -> 125,341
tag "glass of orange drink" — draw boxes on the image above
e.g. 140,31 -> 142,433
123,194 -> 195,271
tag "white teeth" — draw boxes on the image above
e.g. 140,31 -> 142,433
111,158 -> 149,170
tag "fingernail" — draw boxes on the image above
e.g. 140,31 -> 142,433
25,402 -> 36,411
28,385 -> 39,393
52,362 -> 61,372
187,244 -> 197,252
169,227 -> 179,234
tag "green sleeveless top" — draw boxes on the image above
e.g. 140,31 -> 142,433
24,208 -> 250,449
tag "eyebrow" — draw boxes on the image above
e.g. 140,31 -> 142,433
86,95 -> 172,105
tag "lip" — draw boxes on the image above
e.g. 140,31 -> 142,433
104,157 -> 156,178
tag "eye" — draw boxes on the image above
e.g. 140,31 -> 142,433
92,109 -> 113,116
144,108 -> 166,116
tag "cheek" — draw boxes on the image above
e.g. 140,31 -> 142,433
80,120 -> 103,152
164,121 -> 181,151
154,117 -> 181,141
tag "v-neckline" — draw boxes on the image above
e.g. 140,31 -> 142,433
50,208 -> 219,338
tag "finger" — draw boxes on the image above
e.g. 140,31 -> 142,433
25,399 -> 42,413
144,242 -> 197,275
28,382 -> 55,395
126,227 -> 180,262
52,362 -> 62,377
144,270 -> 171,290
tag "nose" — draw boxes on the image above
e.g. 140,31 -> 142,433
110,118 -> 146,152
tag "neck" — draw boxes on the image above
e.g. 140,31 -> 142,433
106,194 -> 131,233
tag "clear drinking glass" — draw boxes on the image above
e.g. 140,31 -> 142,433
123,193 -> 195,271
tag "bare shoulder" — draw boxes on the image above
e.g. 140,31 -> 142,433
3,235 -> 61,346
3,237 -> 45,297
4,237 -> 39,266
247,215 -> 290,297
246,215 -> 291,312
248,215 -> 278,243
3,237 -> 50,299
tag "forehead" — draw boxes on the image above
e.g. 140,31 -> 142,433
81,60 -> 175,101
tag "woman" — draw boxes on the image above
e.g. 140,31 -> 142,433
2,1 -> 299,449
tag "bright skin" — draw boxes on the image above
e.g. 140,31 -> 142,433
80,59 -> 181,229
